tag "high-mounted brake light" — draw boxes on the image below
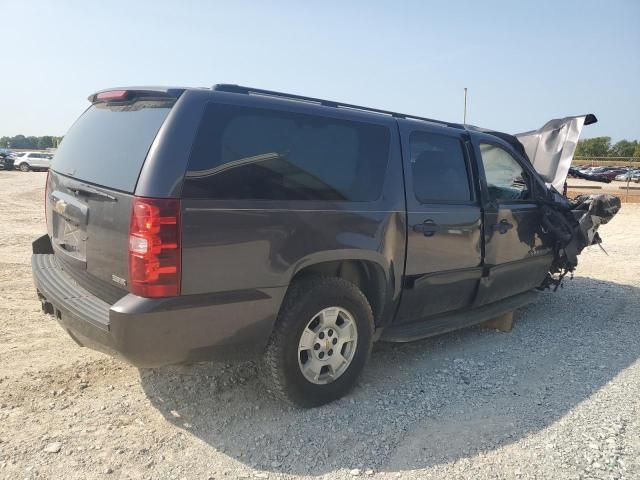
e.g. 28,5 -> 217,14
128,197 -> 181,298
95,90 -> 129,102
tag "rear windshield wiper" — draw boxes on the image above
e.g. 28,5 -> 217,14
70,185 -> 117,201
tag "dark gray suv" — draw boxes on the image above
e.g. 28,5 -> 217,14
31,85 -> 619,407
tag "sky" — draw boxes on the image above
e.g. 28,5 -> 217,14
2,0 -> 639,141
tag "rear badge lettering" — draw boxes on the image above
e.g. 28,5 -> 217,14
111,274 -> 127,287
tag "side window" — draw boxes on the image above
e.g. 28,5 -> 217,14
409,131 -> 471,203
183,103 -> 391,201
479,143 -> 530,202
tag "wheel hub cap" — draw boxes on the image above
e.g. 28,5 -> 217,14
297,307 -> 358,385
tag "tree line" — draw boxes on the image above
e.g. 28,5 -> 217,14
0,135 -> 63,150
575,137 -> 640,159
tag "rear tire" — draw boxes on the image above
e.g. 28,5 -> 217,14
263,276 -> 374,408
19,162 -> 30,172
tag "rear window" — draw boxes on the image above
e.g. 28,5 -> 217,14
182,103 -> 391,201
53,100 -> 173,192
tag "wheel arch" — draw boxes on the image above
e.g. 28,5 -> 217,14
286,251 -> 393,327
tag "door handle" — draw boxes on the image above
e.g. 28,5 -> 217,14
491,219 -> 514,234
413,219 -> 438,237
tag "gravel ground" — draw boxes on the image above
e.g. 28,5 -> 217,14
0,170 -> 638,480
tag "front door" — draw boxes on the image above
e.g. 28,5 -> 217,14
395,123 -> 483,324
471,136 -> 554,305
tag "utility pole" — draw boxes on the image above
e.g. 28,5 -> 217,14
463,87 -> 468,125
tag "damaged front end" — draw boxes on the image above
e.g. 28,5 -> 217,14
509,113 -> 621,290
539,192 -> 621,291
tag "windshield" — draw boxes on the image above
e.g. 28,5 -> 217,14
52,100 -> 173,192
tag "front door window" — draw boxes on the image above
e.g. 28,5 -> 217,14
479,144 -> 530,202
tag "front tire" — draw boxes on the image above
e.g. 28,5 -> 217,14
19,162 -> 30,172
263,276 -> 374,408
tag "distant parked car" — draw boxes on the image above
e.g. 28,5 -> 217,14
0,149 -> 15,170
615,170 -> 640,182
591,168 -> 629,181
14,152 -> 52,172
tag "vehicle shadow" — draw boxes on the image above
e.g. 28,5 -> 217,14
139,276 -> 639,476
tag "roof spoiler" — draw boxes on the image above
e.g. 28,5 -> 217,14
88,87 -> 185,104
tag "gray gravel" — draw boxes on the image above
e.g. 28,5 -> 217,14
0,171 -> 638,480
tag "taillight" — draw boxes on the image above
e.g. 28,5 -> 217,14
128,197 -> 181,298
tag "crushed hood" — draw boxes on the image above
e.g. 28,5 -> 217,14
515,114 -> 597,191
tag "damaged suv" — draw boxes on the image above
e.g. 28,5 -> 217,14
32,85 -> 619,407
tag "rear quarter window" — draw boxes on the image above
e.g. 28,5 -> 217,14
183,103 -> 391,202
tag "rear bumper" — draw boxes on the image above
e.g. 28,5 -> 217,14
32,237 -> 286,368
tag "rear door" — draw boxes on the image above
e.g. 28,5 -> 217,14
471,134 -> 554,305
395,122 -> 483,324
28,153 -> 41,167
47,91 -> 179,303
32,153 -> 50,168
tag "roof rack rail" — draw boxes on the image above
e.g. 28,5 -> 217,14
212,84 -> 463,129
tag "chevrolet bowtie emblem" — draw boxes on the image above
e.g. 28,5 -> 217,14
55,199 -> 67,215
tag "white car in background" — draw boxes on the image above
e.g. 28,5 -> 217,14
13,152 -> 53,172
615,170 -> 640,182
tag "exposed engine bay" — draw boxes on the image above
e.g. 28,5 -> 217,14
539,192 -> 621,291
